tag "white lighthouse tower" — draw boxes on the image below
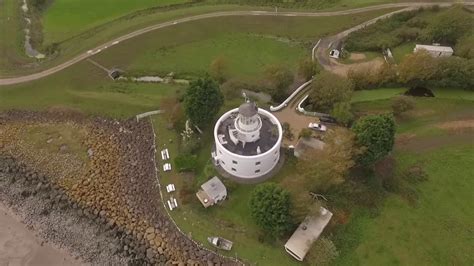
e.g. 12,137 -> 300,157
212,101 -> 283,181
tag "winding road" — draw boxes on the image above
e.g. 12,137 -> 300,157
0,2 -> 472,86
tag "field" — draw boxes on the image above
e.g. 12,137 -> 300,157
42,0 -> 191,44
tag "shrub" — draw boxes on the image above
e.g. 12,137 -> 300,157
220,79 -> 248,100
249,183 -> 292,238
331,101 -> 353,126
352,114 -> 396,166
262,64 -> 294,102
306,237 -> 339,266
391,96 -> 415,115
299,128 -> 313,139
308,71 -> 353,113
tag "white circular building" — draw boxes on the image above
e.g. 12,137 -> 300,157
212,101 -> 283,181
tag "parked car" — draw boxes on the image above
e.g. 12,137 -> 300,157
319,116 -> 337,124
308,123 -> 327,132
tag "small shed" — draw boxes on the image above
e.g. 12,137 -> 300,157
294,137 -> 325,158
284,207 -> 333,261
196,176 -> 227,208
414,44 -> 453,57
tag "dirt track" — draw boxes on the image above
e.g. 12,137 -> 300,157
1,2 -> 472,86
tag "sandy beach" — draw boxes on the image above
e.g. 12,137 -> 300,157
0,203 -> 79,266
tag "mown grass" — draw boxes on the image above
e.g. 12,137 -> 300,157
42,0 -> 191,44
1,5 -> 398,76
0,61 -> 183,117
0,0 -> 36,75
339,145 -> 474,265
94,9 -> 398,78
336,93 -> 474,265
351,87 -> 406,103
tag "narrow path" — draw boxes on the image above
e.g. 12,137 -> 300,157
1,2 -> 471,86
86,59 -> 110,73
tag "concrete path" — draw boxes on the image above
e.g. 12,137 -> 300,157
1,2 -> 472,86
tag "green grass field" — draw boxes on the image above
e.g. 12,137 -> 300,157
0,0 -> 36,75
93,9 -> 396,80
42,0 -> 191,44
349,146 -> 473,265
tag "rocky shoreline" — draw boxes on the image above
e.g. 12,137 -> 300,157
0,110 -> 234,265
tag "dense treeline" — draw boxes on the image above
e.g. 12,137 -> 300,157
348,51 -> 474,91
345,6 -> 474,52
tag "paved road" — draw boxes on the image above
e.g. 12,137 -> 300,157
1,2 -> 472,86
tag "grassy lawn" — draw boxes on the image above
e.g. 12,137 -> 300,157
2,5 -> 398,76
341,145 -> 474,265
352,87 -> 406,103
0,61 -> 184,117
126,33 -> 306,80
93,9 -> 398,79
337,93 -> 474,265
42,0 -> 191,44
0,0 -> 36,75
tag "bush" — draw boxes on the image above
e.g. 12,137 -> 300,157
331,101 -> 353,126
299,128 -> 313,139
174,154 -> 198,172
306,237 -> 339,266
298,58 -> 320,80
262,64 -> 294,102
282,122 -> 294,141
352,114 -> 396,166
249,183 -> 292,238
308,71 -> 353,113
391,96 -> 415,115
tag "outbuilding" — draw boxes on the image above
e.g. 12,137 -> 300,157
196,176 -> 227,208
414,44 -> 453,57
284,207 -> 333,261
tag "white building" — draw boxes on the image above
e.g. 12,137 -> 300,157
196,176 -> 227,208
284,207 -> 333,261
414,44 -> 453,57
212,101 -> 283,180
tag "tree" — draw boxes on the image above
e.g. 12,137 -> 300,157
298,58 -> 319,80
209,56 -> 229,84
455,35 -> 474,59
183,76 -> 224,127
391,96 -> 415,115
160,96 -> 184,129
427,6 -> 473,44
398,50 -> 438,86
306,237 -> 339,266
352,114 -> 396,166
298,128 -> 362,192
249,183 -> 292,237
435,56 -> 474,90
331,101 -> 353,126
308,71 -> 353,113
299,128 -> 313,139
263,64 -> 294,102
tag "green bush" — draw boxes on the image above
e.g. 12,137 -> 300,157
391,96 -> 415,115
352,114 -> 396,166
249,183 -> 293,238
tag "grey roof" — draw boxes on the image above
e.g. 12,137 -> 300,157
238,102 -> 258,117
294,138 -> 325,158
201,176 -> 227,199
217,111 -> 279,156
415,44 -> 453,53
284,207 -> 333,261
